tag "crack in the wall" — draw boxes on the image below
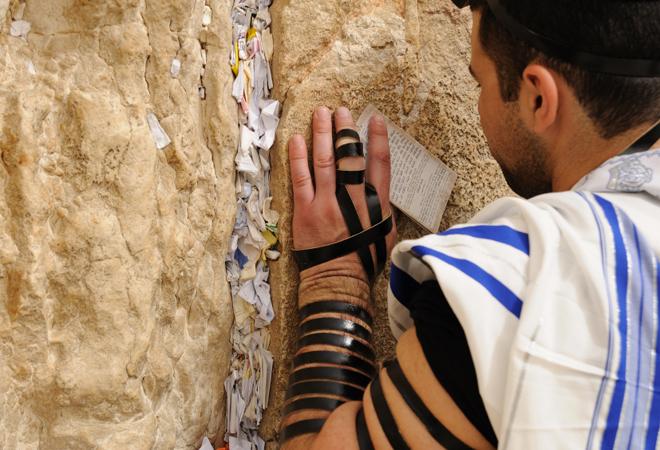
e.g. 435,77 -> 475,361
222,0 -> 280,448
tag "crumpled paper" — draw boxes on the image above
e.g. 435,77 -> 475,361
223,0 -> 280,448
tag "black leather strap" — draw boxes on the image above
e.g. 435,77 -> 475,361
286,380 -> 365,401
299,332 -> 375,361
300,300 -> 373,326
280,418 -> 326,443
283,397 -> 345,416
290,365 -> 372,388
337,170 -> 365,185
365,183 -> 387,276
356,408 -> 375,450
335,128 -> 361,142
300,317 -> 371,341
300,301 -> 372,324
336,185 -> 375,283
370,375 -> 410,449
294,351 -> 376,377
293,215 -> 392,271
386,361 -> 473,450
336,185 -> 364,233
335,142 -> 364,160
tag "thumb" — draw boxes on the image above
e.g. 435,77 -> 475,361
366,114 -> 391,211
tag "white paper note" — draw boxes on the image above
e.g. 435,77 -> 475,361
146,112 -> 172,150
170,58 -> 181,78
202,5 -> 213,26
198,437 -> 214,450
356,104 -> 456,233
257,99 -> 279,151
10,20 -> 30,38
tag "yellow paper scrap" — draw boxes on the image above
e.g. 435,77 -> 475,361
247,27 -> 257,40
261,229 -> 278,261
231,41 -> 240,76
262,229 -> 277,247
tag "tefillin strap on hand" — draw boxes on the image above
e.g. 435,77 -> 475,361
280,300 -> 375,444
291,127 -> 392,284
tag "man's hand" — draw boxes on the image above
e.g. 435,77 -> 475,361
288,106 -> 397,294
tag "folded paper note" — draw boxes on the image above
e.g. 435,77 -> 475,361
356,105 -> 457,233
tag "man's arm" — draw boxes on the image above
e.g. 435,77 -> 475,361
280,106 -> 494,449
280,105 -> 388,447
308,329 -> 495,450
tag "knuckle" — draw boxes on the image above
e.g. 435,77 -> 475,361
289,152 -> 307,162
291,174 -> 312,188
320,204 -> 341,222
315,122 -> 333,134
372,148 -> 391,166
314,155 -> 335,169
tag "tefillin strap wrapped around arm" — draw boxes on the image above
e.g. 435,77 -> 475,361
279,300 -> 376,444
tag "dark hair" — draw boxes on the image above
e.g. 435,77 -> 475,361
470,0 -> 660,139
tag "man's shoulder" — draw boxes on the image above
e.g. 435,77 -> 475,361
395,192 -> 587,258
390,190 -> 614,299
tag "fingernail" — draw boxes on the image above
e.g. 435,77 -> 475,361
335,106 -> 351,119
373,114 -> 385,126
315,106 -> 330,119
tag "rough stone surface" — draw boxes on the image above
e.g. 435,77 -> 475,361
264,0 -> 511,443
0,1 -> 237,449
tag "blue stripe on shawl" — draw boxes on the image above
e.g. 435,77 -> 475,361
594,194 -> 630,450
644,263 -> 660,450
411,245 -> 523,318
621,224 -> 655,449
579,192 -> 615,450
441,225 -> 530,255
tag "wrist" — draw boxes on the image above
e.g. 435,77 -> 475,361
298,256 -> 371,309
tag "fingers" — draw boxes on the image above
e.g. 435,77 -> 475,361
334,107 -> 364,172
312,106 -> 335,199
288,134 -> 314,207
366,114 -> 391,210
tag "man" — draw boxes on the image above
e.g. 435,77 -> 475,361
280,0 -> 660,448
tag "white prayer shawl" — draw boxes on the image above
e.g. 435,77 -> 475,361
388,148 -> 660,449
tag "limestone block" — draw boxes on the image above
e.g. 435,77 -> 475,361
264,0 -> 511,442
0,0 -> 237,449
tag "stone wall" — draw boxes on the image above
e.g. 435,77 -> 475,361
0,0 -> 511,448
264,0 -> 511,443
0,0 -> 237,448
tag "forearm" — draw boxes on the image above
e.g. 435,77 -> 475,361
280,260 -> 375,448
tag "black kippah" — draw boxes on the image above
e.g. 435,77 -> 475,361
453,0 -> 660,77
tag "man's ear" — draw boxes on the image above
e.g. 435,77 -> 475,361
520,64 -> 559,133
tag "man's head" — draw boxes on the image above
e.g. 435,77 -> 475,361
465,0 -> 660,198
